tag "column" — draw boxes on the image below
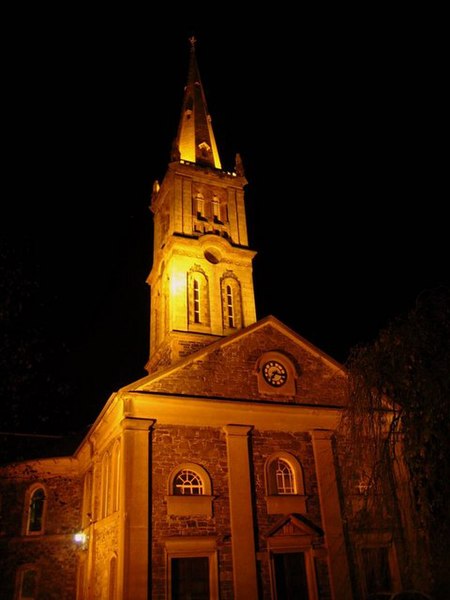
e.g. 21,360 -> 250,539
311,429 -> 353,600
223,424 -> 258,599
118,417 -> 155,600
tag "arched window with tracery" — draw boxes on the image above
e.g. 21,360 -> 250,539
275,459 -> 295,494
166,463 -> 214,516
173,469 -> 204,496
266,453 -> 304,496
264,451 -> 307,515
264,452 -> 307,514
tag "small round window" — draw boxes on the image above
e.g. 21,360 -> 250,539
204,249 -> 220,264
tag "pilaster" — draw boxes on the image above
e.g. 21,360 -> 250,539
223,424 -> 258,599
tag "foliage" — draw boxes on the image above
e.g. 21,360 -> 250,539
340,286 -> 450,597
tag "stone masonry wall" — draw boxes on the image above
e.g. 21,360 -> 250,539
151,422 -> 333,599
251,429 -> 331,599
93,514 -> 120,600
151,424 -> 233,600
0,468 -> 82,600
146,325 -> 347,407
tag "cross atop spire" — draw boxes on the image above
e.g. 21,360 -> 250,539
172,39 -> 222,169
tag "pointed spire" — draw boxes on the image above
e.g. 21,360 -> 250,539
173,37 -> 222,169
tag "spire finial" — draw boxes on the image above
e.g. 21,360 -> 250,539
189,36 -> 197,50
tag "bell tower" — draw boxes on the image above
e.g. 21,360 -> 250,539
147,38 -> 257,372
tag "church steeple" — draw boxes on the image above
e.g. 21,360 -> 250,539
173,37 -> 222,169
147,41 -> 256,373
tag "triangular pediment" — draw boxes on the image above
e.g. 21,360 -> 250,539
266,513 -> 324,539
121,315 -> 347,407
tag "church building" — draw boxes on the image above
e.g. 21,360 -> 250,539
1,40 -> 417,600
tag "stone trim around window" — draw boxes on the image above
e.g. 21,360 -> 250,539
165,462 -> 214,516
164,536 -> 219,600
23,483 -> 47,536
15,563 -> 40,599
354,532 -> 402,597
264,452 -> 307,515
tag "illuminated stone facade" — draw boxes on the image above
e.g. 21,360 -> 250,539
0,42 -> 421,600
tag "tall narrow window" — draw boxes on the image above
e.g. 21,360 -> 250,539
27,487 -> 45,534
174,469 -> 204,495
193,279 -> 200,323
275,459 -> 295,494
82,470 -> 92,528
212,194 -> 220,221
195,192 -> 204,217
77,560 -> 86,600
112,441 -> 121,513
226,285 -> 234,327
108,555 -> 117,600
221,275 -> 242,330
188,269 -> 210,328
102,452 -> 111,518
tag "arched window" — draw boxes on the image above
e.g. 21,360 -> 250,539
226,285 -> 234,327
166,463 -> 213,516
101,451 -> 111,518
264,452 -> 307,514
101,442 -> 120,518
193,279 -> 200,323
173,469 -> 204,495
221,274 -> 242,330
195,192 -> 204,217
111,440 -> 121,513
26,486 -> 46,534
265,453 -> 305,496
108,555 -> 117,600
212,194 -> 220,221
81,470 -> 92,528
188,268 -> 210,328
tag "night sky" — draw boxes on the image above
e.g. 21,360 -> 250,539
2,15 -> 447,438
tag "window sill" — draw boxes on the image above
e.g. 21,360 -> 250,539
165,495 -> 214,517
265,495 -> 308,515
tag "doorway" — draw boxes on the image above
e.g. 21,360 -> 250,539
273,552 -> 309,599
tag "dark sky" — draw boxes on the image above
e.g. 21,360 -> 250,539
2,16 -> 447,436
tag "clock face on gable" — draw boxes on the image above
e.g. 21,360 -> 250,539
262,360 -> 287,387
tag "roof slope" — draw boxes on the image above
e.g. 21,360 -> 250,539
123,316 -> 347,407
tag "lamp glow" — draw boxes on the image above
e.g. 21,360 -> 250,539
170,273 -> 185,295
74,532 -> 86,544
